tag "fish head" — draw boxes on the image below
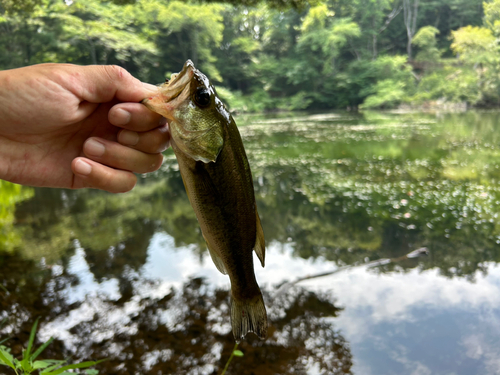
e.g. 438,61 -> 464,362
142,60 -> 228,163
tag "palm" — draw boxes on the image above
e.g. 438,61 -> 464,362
15,103 -> 118,189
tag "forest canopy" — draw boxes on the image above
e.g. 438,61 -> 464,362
0,0 -> 498,110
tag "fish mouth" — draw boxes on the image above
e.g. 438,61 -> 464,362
142,60 -> 195,120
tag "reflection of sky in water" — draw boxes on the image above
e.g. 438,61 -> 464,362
305,267 -> 500,375
40,232 -> 500,374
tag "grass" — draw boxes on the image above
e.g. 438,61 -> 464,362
0,318 -> 104,375
0,306 -> 242,374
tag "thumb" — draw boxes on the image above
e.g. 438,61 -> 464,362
74,65 -> 158,104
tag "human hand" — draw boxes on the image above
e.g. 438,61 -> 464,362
0,63 -> 168,193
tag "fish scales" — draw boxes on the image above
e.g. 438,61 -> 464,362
174,128 -> 259,293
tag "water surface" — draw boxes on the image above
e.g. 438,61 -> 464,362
2,110 -> 500,374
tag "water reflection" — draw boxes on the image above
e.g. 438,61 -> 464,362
3,110 -> 500,373
1,246 -> 352,374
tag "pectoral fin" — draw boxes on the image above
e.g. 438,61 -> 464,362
254,209 -> 265,268
203,234 -> 227,275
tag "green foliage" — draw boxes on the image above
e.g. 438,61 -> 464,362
449,22 -> 500,105
359,55 -> 415,108
412,26 -> 441,63
361,79 -> 406,108
484,0 -> 500,33
0,0 -> 498,110
153,1 -> 225,80
0,0 -> 43,14
0,318 -> 104,374
409,66 -> 481,105
450,26 -> 495,63
0,181 -> 33,253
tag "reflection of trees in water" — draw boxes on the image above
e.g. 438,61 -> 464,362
255,161 -> 500,280
1,252 -> 352,374
5,112 -> 500,372
95,278 -> 351,374
0,252 -> 80,358
0,181 -> 33,253
6,149 -> 500,284
68,279 -> 351,374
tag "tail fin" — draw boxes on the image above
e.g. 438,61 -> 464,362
231,293 -> 268,342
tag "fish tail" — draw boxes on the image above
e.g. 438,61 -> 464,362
231,293 -> 268,342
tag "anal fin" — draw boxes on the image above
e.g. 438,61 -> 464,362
254,208 -> 266,268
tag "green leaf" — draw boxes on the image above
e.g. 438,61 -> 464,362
14,358 -> 22,369
85,370 -> 100,375
33,360 -> 56,370
24,318 -> 40,360
20,317 -> 40,372
233,350 -> 244,357
40,360 -> 68,374
43,359 -> 106,375
31,337 -> 55,361
0,347 -> 15,370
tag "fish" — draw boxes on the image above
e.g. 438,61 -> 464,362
142,60 -> 267,342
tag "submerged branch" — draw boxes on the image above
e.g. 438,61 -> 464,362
275,248 -> 429,296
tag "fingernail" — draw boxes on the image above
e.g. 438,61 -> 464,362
85,139 -> 105,157
119,130 -> 139,146
74,159 -> 92,176
114,108 -> 131,125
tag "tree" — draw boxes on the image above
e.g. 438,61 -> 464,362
412,25 -> 440,63
373,0 -> 403,58
0,0 -> 43,14
450,26 -> 495,64
403,0 -> 419,60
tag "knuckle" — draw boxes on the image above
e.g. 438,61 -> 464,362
104,65 -> 128,82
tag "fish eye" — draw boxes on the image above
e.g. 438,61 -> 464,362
194,87 -> 211,107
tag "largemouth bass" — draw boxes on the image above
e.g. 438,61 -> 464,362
142,60 -> 267,342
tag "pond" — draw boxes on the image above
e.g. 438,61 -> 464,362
2,110 -> 500,374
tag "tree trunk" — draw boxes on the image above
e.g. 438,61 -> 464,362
403,0 -> 419,61
377,2 -> 403,60
86,36 -> 97,65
